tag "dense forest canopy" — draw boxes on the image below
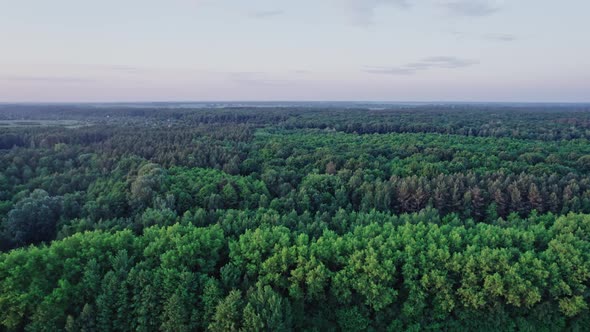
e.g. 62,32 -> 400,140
1,103 -> 590,331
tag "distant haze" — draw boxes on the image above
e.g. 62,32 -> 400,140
1,0 -> 589,102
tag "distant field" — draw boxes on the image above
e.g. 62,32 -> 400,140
0,120 -> 88,128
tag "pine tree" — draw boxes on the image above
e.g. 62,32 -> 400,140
493,189 -> 507,217
433,182 -> 449,216
96,272 -> 117,332
242,303 -> 264,332
470,186 -> 486,220
528,183 -> 544,213
201,278 -> 223,328
222,183 -> 239,208
161,292 -> 190,332
508,183 -> 523,215
397,180 -> 412,213
548,192 -> 560,213
79,303 -> 97,332
208,290 -> 244,332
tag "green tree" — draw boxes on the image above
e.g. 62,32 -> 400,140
5,189 -> 63,246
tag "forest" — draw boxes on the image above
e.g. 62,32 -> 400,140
1,103 -> 590,331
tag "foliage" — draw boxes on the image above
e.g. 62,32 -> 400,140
2,104 -> 590,330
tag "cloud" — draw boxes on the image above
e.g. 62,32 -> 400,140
344,0 -> 410,26
364,67 -> 417,75
0,76 -> 95,83
450,31 -> 517,42
248,9 -> 284,19
422,56 -> 479,67
343,0 -> 500,25
0,64 -> 168,87
364,56 -> 479,75
441,0 -> 500,17
483,33 -> 517,41
96,64 -> 146,75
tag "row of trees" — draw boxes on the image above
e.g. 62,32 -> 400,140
2,211 -> 589,331
249,130 -> 590,177
5,163 -> 590,250
3,104 -> 590,140
4,150 -> 590,250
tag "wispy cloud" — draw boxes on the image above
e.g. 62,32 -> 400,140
364,56 -> 479,75
364,67 -> 417,75
483,33 -> 517,41
0,64 -> 177,87
0,76 -> 95,83
450,31 -> 517,42
441,0 -> 500,17
248,9 -> 284,19
96,64 -> 146,75
423,56 -> 479,67
345,0 -> 410,26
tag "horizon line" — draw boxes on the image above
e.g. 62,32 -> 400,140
1,100 -> 589,105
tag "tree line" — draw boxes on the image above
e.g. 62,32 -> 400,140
2,211 -> 589,331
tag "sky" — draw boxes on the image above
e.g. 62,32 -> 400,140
0,0 -> 589,102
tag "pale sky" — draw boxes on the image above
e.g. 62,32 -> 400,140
0,0 -> 589,102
